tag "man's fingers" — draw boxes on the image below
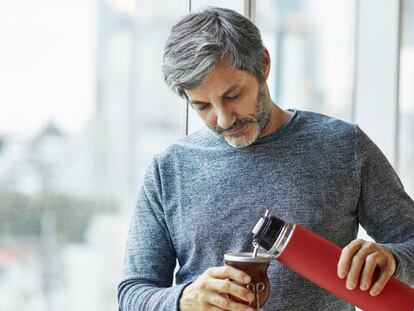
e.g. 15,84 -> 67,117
359,253 -> 381,291
369,266 -> 394,296
207,266 -> 252,284
208,292 -> 254,311
337,239 -> 397,296
209,279 -> 254,303
345,246 -> 377,290
337,239 -> 364,279
345,255 -> 366,289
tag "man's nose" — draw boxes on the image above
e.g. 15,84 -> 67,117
216,105 -> 236,130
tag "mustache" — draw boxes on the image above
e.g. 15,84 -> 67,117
214,118 -> 255,134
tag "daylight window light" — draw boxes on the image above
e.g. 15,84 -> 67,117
106,0 -> 136,16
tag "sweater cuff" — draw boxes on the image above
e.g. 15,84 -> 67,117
174,280 -> 194,311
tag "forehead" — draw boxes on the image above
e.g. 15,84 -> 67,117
185,59 -> 248,101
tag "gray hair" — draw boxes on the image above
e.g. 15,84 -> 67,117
162,7 -> 266,99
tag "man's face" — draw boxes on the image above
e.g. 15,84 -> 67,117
185,59 -> 272,148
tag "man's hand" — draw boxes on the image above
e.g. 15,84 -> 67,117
337,239 -> 396,296
179,266 -> 255,311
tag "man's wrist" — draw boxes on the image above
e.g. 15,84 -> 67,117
177,282 -> 192,311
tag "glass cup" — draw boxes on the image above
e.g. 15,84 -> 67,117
224,252 -> 273,310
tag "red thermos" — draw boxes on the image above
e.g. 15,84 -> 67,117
251,210 -> 414,311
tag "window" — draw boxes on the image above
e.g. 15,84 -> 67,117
256,0 -> 356,122
0,1 -> 187,310
399,0 -> 414,197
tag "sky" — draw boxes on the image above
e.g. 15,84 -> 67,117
0,0 -> 96,137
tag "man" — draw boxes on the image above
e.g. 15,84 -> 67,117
118,7 -> 414,311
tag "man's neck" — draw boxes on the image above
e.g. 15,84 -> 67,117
259,103 -> 291,138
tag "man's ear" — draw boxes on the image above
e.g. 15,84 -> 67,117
262,49 -> 271,80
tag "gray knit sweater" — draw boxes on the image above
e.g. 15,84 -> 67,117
118,110 -> 414,310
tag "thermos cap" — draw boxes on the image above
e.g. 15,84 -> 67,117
252,210 -> 286,251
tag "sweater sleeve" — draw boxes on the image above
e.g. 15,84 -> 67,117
117,157 -> 188,310
355,125 -> 414,285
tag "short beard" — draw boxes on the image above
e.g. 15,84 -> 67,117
211,81 -> 272,148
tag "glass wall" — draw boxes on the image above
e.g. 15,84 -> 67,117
0,1 -> 412,310
191,0 -> 244,12
256,0 -> 356,122
0,1 -> 187,310
399,0 -> 414,197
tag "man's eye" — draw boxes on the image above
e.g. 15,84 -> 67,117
225,94 -> 239,101
194,103 -> 209,111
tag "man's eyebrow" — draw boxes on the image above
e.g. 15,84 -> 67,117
222,84 -> 239,97
189,99 -> 208,106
